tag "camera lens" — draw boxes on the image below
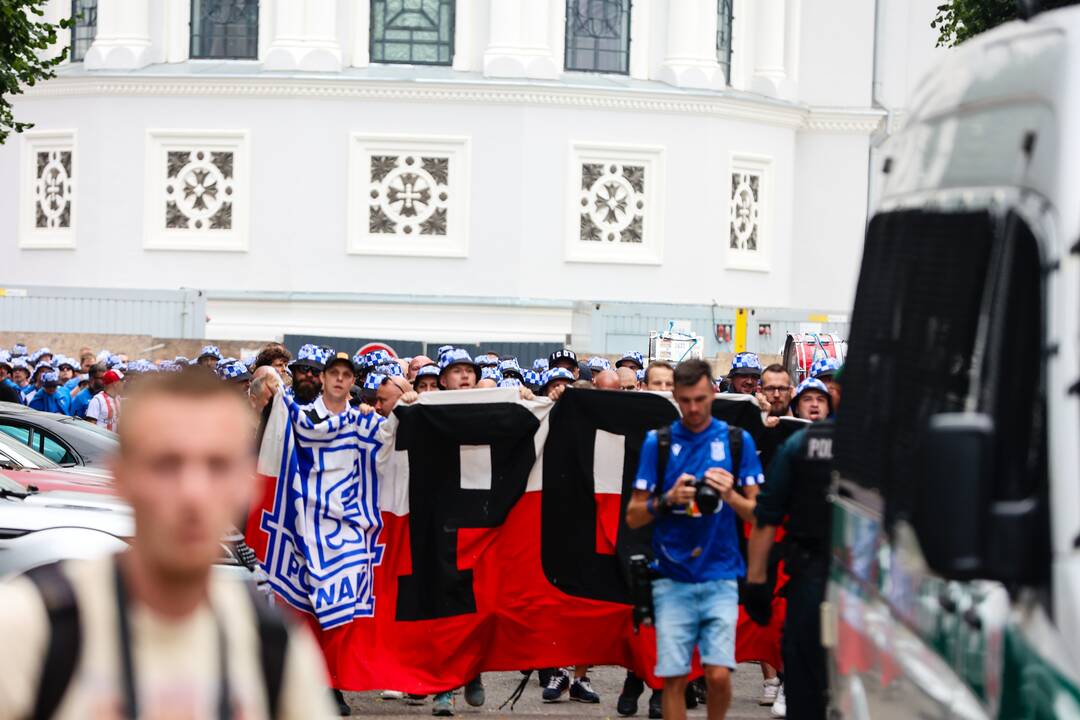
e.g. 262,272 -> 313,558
695,480 -> 720,515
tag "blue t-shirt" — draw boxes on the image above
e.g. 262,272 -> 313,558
634,418 -> 764,583
29,389 -> 69,415
70,387 -> 94,419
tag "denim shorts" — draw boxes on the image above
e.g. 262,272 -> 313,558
652,577 -> 739,677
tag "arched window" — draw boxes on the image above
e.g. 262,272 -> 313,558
190,0 -> 259,60
370,0 -> 455,66
717,0 -> 734,84
70,0 -> 97,62
564,0 -> 631,74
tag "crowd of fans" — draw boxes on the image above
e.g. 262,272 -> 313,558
0,338 -> 842,720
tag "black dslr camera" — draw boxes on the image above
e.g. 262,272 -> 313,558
693,478 -> 721,515
629,554 -> 656,632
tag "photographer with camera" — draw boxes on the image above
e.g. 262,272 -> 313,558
626,359 -> 764,720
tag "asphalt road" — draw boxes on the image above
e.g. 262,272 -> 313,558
345,664 -> 778,719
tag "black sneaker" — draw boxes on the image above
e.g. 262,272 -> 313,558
647,689 -> 663,719
690,677 -> 707,706
617,671 -> 645,716
570,676 -> 601,703
542,669 -> 571,702
464,676 -> 485,707
332,688 -> 351,716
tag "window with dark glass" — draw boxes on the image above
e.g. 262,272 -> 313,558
716,0 -> 733,84
564,0 -> 631,74
370,0 -> 455,66
70,0 -> 97,62
190,0 -> 259,60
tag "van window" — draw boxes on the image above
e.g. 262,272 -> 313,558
835,209 -> 994,521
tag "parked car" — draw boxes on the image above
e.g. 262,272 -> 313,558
0,430 -> 113,490
0,402 -> 117,468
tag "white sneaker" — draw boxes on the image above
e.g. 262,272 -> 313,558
380,690 -> 405,700
770,684 -> 786,718
759,677 -> 781,706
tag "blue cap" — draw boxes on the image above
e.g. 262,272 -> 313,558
498,359 -> 523,379
198,345 -> 222,361
588,356 -> 612,372
541,367 -> 575,390
809,356 -> 842,379
616,351 -> 645,369
42,371 -> 60,386
363,372 -> 386,392
792,377 -> 831,407
218,362 -> 251,382
532,358 -> 549,372
729,352 -> 762,376
291,343 -> 330,371
415,364 -> 440,379
438,348 -> 480,377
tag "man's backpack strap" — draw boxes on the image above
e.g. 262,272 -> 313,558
247,587 -> 290,720
25,563 -> 81,720
654,424 -> 671,499
728,426 -> 743,483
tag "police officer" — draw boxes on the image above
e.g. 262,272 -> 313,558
743,375 -> 838,720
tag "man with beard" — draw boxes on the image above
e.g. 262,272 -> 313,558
727,353 -> 762,396
288,344 -> 326,408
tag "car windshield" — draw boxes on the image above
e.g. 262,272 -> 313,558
0,431 -> 61,469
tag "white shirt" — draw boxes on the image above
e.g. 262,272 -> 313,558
86,391 -> 119,431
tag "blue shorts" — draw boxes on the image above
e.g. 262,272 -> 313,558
652,577 -> 739,677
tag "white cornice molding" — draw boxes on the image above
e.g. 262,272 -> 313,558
20,75 -> 885,134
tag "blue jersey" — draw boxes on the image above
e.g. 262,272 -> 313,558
70,387 -> 94,418
635,418 -> 764,583
29,390 -> 69,415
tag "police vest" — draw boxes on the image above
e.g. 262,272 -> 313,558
786,421 -> 835,549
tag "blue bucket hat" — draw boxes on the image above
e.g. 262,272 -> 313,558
290,344 -> 330,372
480,367 -> 501,383
436,345 -> 454,361
498,378 -> 523,388
636,369 -> 645,382
541,367 -> 575,392
476,354 -> 499,369
616,351 -> 645,370
791,377 -> 832,412
532,358 -> 549,372
363,372 -> 386,393
809,356 -> 842,380
218,362 -> 251,382
438,348 -> 480,380
588,356 -> 612,372
41,371 -> 60,386
11,343 -> 28,358
198,345 -> 222,361
381,362 -> 403,377
498,359 -> 524,380
729,352 -> 762,377
413,363 -> 440,388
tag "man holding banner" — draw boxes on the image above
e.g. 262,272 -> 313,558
626,359 -> 764,720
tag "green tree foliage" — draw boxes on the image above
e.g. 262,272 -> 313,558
932,0 -> 1076,47
0,0 -> 72,144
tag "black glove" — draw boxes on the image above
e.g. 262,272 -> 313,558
742,581 -> 772,626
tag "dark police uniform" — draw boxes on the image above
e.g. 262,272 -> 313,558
753,420 -> 834,720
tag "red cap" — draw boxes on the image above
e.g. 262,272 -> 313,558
101,370 -> 123,386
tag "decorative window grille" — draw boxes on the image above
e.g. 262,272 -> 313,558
716,0 -> 733,84
727,156 -> 770,271
370,0 -> 455,66
564,0 -> 631,74
69,0 -> 97,62
20,131 -> 76,249
190,0 -> 259,60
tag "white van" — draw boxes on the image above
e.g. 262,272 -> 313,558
826,5 -> 1080,718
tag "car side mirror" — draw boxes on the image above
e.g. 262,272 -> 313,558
912,412 -> 1048,586
912,413 -> 994,580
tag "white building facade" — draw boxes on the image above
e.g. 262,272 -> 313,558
0,0 -> 943,351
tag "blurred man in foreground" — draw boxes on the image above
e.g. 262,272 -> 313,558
0,369 -> 335,719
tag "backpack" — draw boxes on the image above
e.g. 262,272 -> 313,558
24,562 -> 289,720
